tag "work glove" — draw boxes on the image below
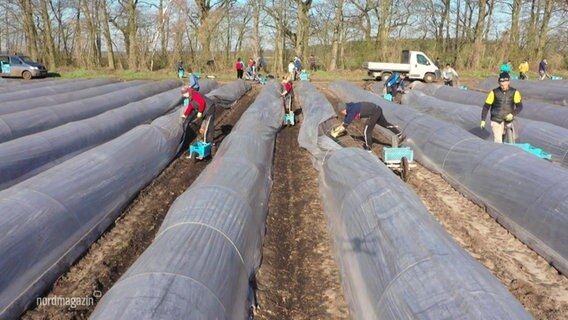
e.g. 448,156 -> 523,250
480,120 -> 486,129
331,125 -> 346,138
183,98 -> 189,107
197,112 -> 203,119
179,115 -> 187,124
505,113 -> 514,122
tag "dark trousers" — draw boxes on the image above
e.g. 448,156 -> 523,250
237,69 -> 243,79
363,107 -> 400,148
202,104 -> 216,143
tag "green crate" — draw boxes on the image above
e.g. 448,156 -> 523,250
383,147 -> 414,162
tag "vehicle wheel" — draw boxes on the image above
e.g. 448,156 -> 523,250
381,73 -> 391,81
400,157 -> 409,182
424,73 -> 435,83
22,71 -> 32,80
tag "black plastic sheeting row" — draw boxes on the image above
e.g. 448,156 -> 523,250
0,80 -> 220,191
295,81 -> 531,319
0,80 -> 146,116
0,79 -> 82,94
0,79 -> 181,143
90,81 -> 283,319
207,79 -> 252,108
330,80 -> 568,277
401,88 -> 568,167
0,78 -> 118,104
405,83 -> 568,130
0,79 -> 245,319
475,78 -> 568,106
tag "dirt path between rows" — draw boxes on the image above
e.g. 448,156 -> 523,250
22,86 -> 260,320
255,113 -> 349,319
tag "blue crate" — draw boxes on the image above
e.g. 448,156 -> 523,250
383,147 -> 413,163
259,77 -> 268,85
551,76 -> 564,80
189,141 -> 211,159
299,71 -> 309,81
506,143 -> 551,160
384,93 -> 393,101
283,111 -> 295,125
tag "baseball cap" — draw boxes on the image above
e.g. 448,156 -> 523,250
498,72 -> 510,82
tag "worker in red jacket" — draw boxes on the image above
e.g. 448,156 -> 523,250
180,87 -> 216,143
281,79 -> 293,113
235,58 -> 244,79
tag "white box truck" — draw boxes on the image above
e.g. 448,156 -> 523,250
363,50 -> 439,83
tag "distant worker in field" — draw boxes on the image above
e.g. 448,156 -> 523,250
235,57 -> 244,79
442,63 -> 459,86
434,57 -> 441,69
480,72 -> 523,144
180,88 -> 216,144
280,78 -> 293,98
257,56 -> 267,73
176,61 -> 185,79
518,60 -> 529,80
384,72 -> 407,103
288,59 -> 296,81
187,68 -> 200,91
281,78 -> 294,116
331,101 -> 405,151
308,54 -> 317,72
539,59 -> 549,80
294,57 -> 302,79
500,61 -> 512,74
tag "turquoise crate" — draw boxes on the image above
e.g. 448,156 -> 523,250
551,76 -> 564,80
506,143 -> 552,160
383,147 -> 414,162
189,141 -> 211,159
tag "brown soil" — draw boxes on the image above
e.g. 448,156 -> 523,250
254,108 -> 349,319
22,85 -> 261,320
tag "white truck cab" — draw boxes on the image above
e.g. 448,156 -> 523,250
363,50 -> 439,83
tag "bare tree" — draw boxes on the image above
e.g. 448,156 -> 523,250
19,0 -> 39,59
349,0 -> 373,42
294,0 -> 312,61
39,0 -> 57,69
252,0 -> 262,59
194,0 -> 230,62
536,0 -> 554,59
81,0 -> 100,68
99,0 -> 115,69
329,0 -> 344,71
470,0 -> 487,68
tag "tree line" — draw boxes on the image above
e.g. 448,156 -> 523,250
1,0 -> 567,75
